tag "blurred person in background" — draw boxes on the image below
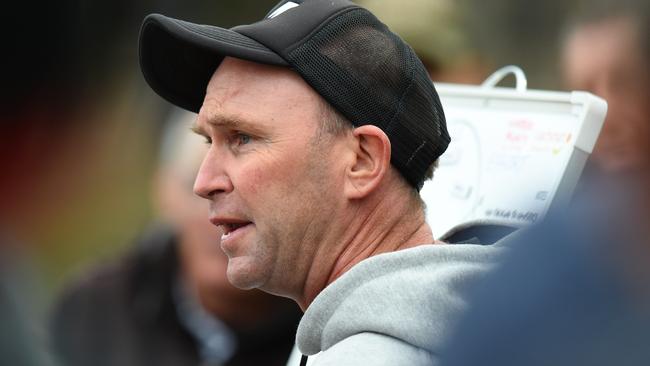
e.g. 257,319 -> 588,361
439,197 -> 650,366
561,0 -> 650,248
356,0 -> 489,84
50,110 -> 301,366
561,0 -> 650,177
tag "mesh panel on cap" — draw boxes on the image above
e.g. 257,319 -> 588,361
286,8 -> 449,189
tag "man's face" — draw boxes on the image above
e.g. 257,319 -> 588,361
563,18 -> 650,174
192,57 -> 345,296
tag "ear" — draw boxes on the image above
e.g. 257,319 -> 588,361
344,125 -> 391,199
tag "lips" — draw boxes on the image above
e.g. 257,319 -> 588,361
209,217 -> 253,241
221,222 -> 251,238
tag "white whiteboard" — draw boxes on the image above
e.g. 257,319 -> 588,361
422,84 -> 607,238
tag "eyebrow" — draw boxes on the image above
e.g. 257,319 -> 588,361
192,112 -> 268,136
190,122 -> 205,136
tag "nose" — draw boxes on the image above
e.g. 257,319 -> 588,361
193,148 -> 233,199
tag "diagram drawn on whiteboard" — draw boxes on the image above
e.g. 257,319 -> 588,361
421,66 -> 607,238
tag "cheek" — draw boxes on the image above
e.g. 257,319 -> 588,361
239,166 -> 265,197
230,160 -> 304,233
238,152 -> 307,196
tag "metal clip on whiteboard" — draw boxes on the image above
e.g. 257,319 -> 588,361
481,65 -> 528,92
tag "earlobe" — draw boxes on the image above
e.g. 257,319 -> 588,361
344,125 -> 391,199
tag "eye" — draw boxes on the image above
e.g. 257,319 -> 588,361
203,136 -> 213,145
235,132 -> 251,145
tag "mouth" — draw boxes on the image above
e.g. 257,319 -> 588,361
210,217 -> 253,241
220,222 -> 252,239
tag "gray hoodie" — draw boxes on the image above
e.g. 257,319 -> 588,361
293,243 -> 504,366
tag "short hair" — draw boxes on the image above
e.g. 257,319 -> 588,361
317,97 -> 354,137
317,99 -> 439,199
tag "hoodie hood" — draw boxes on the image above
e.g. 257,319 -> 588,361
296,243 -> 504,356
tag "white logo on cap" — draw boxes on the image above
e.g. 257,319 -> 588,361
267,1 -> 299,19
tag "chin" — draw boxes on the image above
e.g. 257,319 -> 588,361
225,257 -> 267,290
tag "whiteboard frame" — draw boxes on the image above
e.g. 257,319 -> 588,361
427,82 -> 608,235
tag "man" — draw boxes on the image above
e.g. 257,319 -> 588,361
561,0 -> 650,176
51,111 -> 300,366
139,1 -> 503,364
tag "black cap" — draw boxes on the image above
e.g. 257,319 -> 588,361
139,0 -> 450,190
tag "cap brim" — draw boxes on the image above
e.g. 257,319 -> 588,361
139,14 -> 288,112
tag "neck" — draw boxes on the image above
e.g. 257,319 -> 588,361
297,184 -> 437,310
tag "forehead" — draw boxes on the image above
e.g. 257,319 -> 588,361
563,18 -> 643,85
197,57 -> 324,130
